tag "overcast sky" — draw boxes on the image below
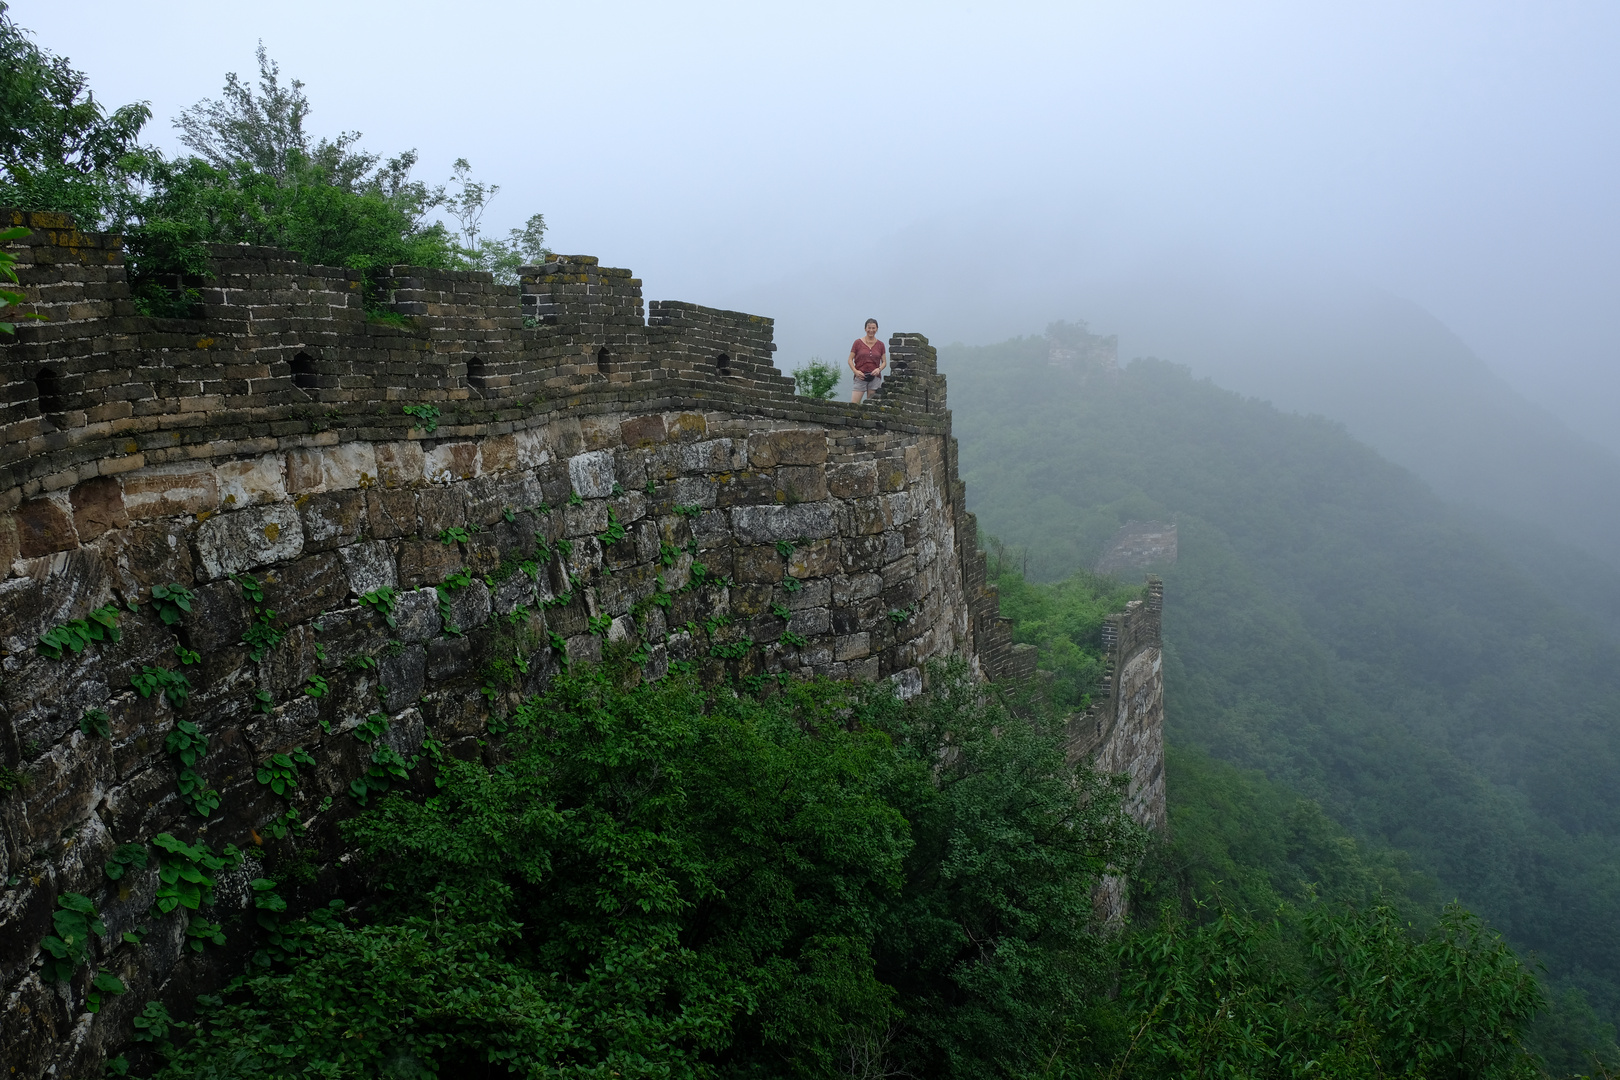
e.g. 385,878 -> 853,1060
15,0 -> 1620,450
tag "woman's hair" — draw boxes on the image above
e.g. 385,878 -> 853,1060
865,318 -> 879,329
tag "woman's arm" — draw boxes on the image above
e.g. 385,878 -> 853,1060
847,349 -> 859,373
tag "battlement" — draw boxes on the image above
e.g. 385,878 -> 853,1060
0,210 -> 951,508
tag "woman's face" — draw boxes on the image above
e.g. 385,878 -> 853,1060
865,321 -> 878,338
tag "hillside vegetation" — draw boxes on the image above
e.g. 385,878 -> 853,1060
941,336 -> 1620,1066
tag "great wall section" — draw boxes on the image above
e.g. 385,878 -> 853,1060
0,209 -> 1163,1077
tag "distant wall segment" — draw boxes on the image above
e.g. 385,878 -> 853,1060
0,209 -> 1158,1076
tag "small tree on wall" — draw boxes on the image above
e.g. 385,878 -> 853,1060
791,357 -> 839,400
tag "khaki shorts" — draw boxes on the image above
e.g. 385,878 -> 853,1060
853,371 -> 883,393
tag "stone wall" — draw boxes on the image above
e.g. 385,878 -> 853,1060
0,210 -> 1151,1077
1066,578 -> 1166,833
1094,521 -> 1177,577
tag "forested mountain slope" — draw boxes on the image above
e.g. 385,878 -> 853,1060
938,338 -> 1620,1027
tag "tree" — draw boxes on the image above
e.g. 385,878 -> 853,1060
792,358 -> 840,399
0,1 -> 151,224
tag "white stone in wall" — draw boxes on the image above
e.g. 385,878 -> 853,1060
216,455 -> 287,508
568,450 -> 617,498
194,504 -> 304,579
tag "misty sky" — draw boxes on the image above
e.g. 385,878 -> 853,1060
15,0 -> 1620,450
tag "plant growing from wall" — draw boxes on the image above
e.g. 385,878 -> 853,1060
350,744 -> 412,806
673,503 -> 703,518
436,567 -> 474,635
39,892 -> 106,980
360,585 -> 399,627
402,403 -> 440,433
152,832 -> 240,914
149,582 -> 195,626
235,573 -> 287,660
79,707 -> 110,738
104,842 -> 149,882
37,603 -> 125,659
133,665 -> 192,707
163,718 -> 220,816
38,892 -> 127,1013
598,508 -> 626,548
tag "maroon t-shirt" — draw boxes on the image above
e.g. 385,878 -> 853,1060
851,338 -> 886,374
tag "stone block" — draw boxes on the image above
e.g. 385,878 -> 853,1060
734,545 -> 784,583
568,449 -> 616,497
378,645 -> 426,713
671,475 -> 716,508
187,579 -> 253,654
193,503 -> 304,579
788,538 -> 838,579
374,441 -> 426,487
775,466 -> 828,503
785,577 -> 831,610
397,539 -> 462,589
833,573 -> 883,605
731,502 -> 836,545
826,461 -> 877,499
747,428 -> 828,467
299,489 -> 365,552
564,633 -> 602,665
285,448 -> 323,493
418,486 -> 467,538
668,412 -> 707,441
365,488 -> 418,539
682,438 -> 745,472
443,580 -> 491,634
426,635 -> 475,681
729,582 -> 774,617
69,476 -> 127,542
425,442 -> 479,483
217,455 -> 287,508
393,588 -> 442,642
262,552 -> 348,626
563,499 -> 609,538
715,470 -> 777,508
322,442 -> 378,490
620,414 -> 667,446
121,464 -> 218,519
491,569 -> 538,615
788,606 -> 832,638
840,533 -> 886,574
834,633 -> 868,660
16,496 -> 76,557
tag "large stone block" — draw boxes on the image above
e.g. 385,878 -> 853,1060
69,476 -> 127,542
299,490 -> 365,552
731,502 -> 836,545
397,540 -> 461,589
418,486 -> 467,538
425,442 -> 479,483
217,455 -> 287,508
568,450 -> 616,497
365,488 -> 418,539
262,552 -> 349,626
16,496 -> 76,558
0,548 -> 113,654
788,538 -> 838,579
193,504 -> 304,579
339,540 -> 397,597
121,464 -> 217,520
747,428 -> 828,467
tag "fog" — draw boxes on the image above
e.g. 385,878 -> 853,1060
16,0 -> 1620,450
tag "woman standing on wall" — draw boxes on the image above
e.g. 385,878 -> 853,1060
848,318 -> 887,404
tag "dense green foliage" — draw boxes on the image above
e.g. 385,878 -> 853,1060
0,12 -> 545,316
941,337 -> 1620,1070
127,664 -> 1558,1078
985,561 -> 1144,710
145,664 -> 1144,1078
